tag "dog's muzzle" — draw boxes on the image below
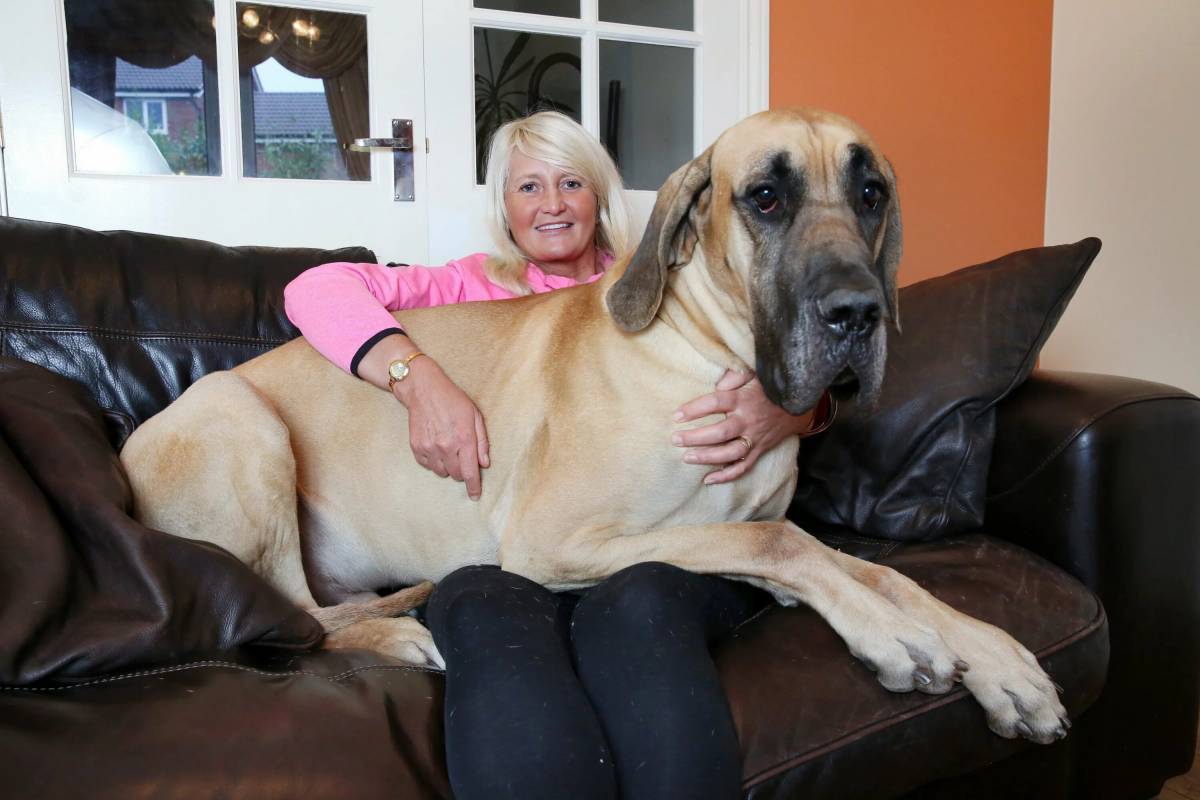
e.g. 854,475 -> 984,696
755,258 -> 890,415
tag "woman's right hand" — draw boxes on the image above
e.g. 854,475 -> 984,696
392,357 -> 491,501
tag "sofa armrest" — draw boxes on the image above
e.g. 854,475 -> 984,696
985,369 -> 1200,797
986,369 -> 1200,591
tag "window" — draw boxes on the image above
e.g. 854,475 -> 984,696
474,28 -> 582,182
145,100 -> 166,134
123,99 -> 167,134
471,1 -> 696,190
235,5 -> 373,182
63,1 -> 220,176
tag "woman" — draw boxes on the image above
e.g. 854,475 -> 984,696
285,111 -> 818,799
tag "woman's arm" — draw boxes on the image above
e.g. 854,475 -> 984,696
283,260 -> 490,499
358,333 -> 490,501
283,260 -> 468,375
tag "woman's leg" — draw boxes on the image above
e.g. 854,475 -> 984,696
569,562 -> 770,800
424,565 -> 617,800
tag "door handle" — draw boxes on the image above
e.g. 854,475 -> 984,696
350,136 -> 412,151
352,119 -> 414,202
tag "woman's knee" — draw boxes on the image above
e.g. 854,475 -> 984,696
572,562 -> 700,636
426,565 -> 556,642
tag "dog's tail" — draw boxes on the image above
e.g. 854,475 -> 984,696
307,581 -> 435,635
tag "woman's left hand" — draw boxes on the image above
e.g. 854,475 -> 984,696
672,369 -> 814,485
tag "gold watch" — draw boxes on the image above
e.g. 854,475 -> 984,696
387,352 -> 428,390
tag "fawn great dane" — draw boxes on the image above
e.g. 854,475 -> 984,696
121,108 -> 1069,744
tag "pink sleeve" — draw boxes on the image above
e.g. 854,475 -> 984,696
284,260 -> 468,374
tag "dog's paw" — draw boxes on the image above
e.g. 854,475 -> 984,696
957,631 -> 1069,744
323,616 -> 445,670
849,612 -> 964,695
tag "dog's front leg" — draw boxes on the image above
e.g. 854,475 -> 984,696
826,549 -> 1070,743
503,519 -> 964,696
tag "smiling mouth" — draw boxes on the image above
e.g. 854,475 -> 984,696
536,223 -> 572,232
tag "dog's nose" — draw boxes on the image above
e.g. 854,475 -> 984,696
817,288 -> 882,339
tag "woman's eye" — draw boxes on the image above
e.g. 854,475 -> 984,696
862,183 -> 883,210
563,179 -> 583,190
519,183 -> 538,193
752,185 -> 778,213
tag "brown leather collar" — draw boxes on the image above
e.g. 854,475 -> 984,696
798,390 -> 837,439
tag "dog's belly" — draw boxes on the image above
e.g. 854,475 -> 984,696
298,484 -> 500,595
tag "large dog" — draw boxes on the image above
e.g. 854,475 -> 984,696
120,108 -> 1069,744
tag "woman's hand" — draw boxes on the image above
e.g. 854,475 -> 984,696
672,369 -> 814,485
392,357 -> 490,500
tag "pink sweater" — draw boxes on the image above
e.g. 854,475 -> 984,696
284,252 -> 608,375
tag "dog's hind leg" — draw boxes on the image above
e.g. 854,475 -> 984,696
121,371 -> 319,610
322,615 -> 444,669
123,372 -> 440,666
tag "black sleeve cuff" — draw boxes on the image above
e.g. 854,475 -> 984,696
350,327 -> 407,377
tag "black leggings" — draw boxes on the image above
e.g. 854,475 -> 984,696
423,562 -> 769,800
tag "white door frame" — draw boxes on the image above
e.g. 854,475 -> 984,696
0,98 -> 9,216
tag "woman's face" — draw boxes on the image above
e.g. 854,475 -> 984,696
504,150 -> 598,272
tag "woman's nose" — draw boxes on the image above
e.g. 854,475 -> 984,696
541,187 -> 566,213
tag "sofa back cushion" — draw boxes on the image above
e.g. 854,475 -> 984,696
0,217 -> 376,443
790,239 -> 1101,541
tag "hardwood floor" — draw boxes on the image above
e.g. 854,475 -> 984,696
1160,724 -> 1200,800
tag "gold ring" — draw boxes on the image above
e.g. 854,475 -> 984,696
735,435 -> 753,461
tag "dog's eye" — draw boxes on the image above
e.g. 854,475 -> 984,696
751,186 -> 778,214
862,183 -> 884,211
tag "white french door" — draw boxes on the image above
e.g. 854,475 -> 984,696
0,0 -> 430,261
0,0 -> 765,263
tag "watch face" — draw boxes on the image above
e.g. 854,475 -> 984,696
389,360 -> 409,382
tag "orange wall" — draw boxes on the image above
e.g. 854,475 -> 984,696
770,2 -> 1053,285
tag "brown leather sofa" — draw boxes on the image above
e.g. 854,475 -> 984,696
0,216 -> 1196,799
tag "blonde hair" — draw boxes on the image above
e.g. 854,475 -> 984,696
482,111 -> 632,295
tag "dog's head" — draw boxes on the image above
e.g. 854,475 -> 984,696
606,108 -> 902,413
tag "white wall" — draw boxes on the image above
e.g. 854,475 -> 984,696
1042,0 -> 1200,396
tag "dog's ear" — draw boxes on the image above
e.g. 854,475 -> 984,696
607,147 -> 713,331
876,157 -> 903,332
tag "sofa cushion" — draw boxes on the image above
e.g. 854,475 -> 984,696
0,650 -> 451,800
0,534 -> 1106,799
0,357 -> 322,685
726,534 -> 1107,799
0,216 -> 376,443
790,239 -> 1101,541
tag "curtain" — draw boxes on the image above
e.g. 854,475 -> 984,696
64,0 -> 217,69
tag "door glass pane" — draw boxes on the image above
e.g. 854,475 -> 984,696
236,4 -> 370,181
599,0 -> 693,31
474,0 -> 580,18
63,0 -> 221,176
475,28 -> 581,184
600,41 -> 693,191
